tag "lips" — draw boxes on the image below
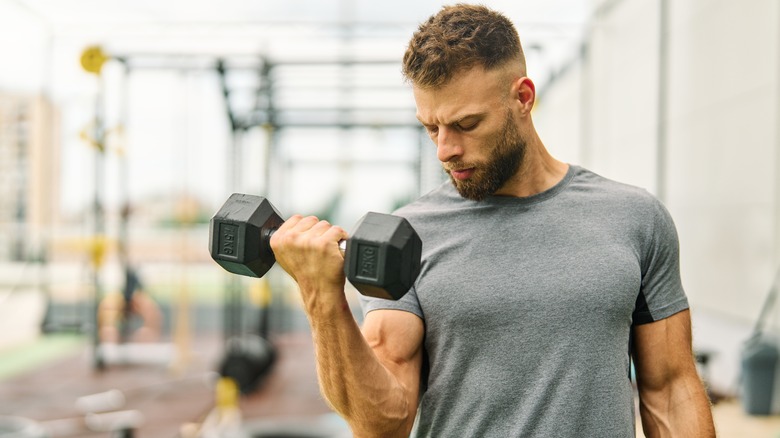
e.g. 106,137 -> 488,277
449,168 -> 475,180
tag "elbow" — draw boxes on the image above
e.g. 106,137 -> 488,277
348,399 -> 416,438
351,420 -> 415,438
637,373 -> 715,437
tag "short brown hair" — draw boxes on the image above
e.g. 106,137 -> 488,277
402,4 -> 525,88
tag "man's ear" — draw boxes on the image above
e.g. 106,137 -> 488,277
515,77 -> 536,115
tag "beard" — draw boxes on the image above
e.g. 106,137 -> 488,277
446,111 -> 526,201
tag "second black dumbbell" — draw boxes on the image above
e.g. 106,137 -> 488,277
209,193 -> 422,300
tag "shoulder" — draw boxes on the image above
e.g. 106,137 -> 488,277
569,166 -> 652,200
568,166 -> 666,216
565,166 -> 679,251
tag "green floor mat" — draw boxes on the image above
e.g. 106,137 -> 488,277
0,335 -> 85,381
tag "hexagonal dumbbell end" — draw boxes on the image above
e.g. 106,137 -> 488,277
209,193 -> 284,278
344,212 -> 422,300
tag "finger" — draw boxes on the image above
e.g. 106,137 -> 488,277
271,215 -> 305,251
322,225 -> 348,243
308,220 -> 333,237
311,222 -> 347,254
290,215 -> 320,233
276,214 -> 304,233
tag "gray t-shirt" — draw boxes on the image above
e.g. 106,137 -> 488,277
360,165 -> 689,437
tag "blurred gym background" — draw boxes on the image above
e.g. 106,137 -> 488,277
0,0 -> 779,436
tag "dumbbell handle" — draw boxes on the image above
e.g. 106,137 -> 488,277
265,229 -> 347,256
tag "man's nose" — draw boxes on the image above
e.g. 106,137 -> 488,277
436,128 -> 463,163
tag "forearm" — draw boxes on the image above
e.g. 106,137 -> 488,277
634,310 -> 716,437
305,288 -> 415,437
268,216 -> 418,435
638,375 -> 715,437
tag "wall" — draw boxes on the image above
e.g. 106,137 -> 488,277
535,0 -> 780,324
533,0 -> 780,394
664,1 -> 779,321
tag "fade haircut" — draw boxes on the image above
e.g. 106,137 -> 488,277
402,4 -> 525,88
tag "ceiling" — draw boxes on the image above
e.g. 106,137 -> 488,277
9,0 -> 591,83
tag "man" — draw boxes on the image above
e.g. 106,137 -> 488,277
98,266 -> 162,343
270,4 -> 716,437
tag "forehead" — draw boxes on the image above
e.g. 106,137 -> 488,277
413,66 -> 511,124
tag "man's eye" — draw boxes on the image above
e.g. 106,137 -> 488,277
425,126 -> 439,135
456,122 -> 477,131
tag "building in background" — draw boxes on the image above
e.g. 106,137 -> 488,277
0,92 -> 59,262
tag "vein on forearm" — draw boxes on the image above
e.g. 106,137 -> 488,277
307,293 -> 411,434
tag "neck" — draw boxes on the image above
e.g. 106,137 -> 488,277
495,132 -> 569,198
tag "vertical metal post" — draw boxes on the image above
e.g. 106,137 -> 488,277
260,59 -> 276,205
656,0 -> 670,202
775,1 -> 780,268
117,61 -> 132,344
117,60 -> 130,268
92,73 -> 107,370
259,58 -> 275,338
227,129 -> 243,342
216,60 -> 244,343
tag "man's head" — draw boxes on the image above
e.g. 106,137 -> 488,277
406,4 -> 534,201
402,4 -> 525,89
445,105 -> 527,201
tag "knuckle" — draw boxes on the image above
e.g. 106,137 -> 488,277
269,232 -> 285,251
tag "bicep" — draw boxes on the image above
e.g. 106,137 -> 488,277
633,309 -> 698,391
361,309 -> 425,402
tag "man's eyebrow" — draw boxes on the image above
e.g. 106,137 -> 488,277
416,112 -> 487,126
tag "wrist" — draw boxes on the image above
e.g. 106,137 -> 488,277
298,283 -> 350,319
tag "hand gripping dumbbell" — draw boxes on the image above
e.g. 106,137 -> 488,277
209,193 -> 422,300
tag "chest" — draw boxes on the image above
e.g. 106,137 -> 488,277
415,216 -> 642,336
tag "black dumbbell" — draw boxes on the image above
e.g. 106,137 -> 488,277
209,193 -> 422,300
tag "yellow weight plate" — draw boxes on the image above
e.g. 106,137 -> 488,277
81,46 -> 108,74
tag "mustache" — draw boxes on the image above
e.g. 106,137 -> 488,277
443,162 -> 475,172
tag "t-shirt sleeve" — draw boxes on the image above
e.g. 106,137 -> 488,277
632,197 -> 690,325
359,284 -> 424,320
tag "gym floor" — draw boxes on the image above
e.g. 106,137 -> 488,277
0,332 -> 349,437
1,331 -> 780,437
1,293 -> 780,437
